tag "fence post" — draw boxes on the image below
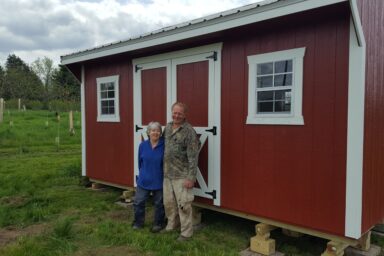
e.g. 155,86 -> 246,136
0,98 -> 4,123
18,98 -> 21,111
69,110 -> 75,135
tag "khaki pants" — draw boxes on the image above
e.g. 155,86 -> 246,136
163,178 -> 194,238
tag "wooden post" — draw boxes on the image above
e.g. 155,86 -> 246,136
69,111 -> 75,135
18,98 -> 21,111
56,114 -> 60,150
0,98 -> 4,123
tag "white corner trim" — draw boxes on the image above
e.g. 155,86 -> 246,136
81,65 -> 86,177
345,17 -> 366,239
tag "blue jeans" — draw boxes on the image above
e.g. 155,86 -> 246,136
133,186 -> 165,227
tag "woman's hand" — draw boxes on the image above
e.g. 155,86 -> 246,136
183,179 -> 195,189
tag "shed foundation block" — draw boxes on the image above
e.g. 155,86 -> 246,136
91,183 -> 104,190
121,188 -> 135,203
321,241 -> 349,256
250,223 -> 277,255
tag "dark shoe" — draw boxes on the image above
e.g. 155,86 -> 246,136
176,235 -> 190,242
151,225 -> 163,233
132,224 -> 142,230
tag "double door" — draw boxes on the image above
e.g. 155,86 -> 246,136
133,44 -> 222,206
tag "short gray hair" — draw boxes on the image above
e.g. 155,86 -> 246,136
147,121 -> 162,135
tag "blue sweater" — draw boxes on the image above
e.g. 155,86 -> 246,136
137,137 -> 164,190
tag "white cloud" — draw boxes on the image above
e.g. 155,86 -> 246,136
0,0 -> 259,66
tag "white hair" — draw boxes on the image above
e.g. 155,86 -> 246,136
147,121 -> 162,135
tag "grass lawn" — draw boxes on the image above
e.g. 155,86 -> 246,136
0,110 -> 383,256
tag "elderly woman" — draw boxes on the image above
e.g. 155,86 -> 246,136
133,121 -> 165,232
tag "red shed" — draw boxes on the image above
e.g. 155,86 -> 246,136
61,0 -> 384,250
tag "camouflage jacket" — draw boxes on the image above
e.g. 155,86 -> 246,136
163,121 -> 200,181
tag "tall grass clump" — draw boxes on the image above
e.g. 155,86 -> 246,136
52,218 -> 75,240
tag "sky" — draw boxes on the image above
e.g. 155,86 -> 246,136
0,0 -> 262,67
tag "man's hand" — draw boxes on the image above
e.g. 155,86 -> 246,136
183,179 -> 195,189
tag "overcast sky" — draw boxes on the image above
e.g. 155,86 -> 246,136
0,0 -> 262,67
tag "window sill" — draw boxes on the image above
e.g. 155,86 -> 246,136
246,115 -> 304,125
97,116 -> 120,123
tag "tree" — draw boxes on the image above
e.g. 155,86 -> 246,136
51,65 -> 80,102
4,54 -> 44,100
31,57 -> 54,100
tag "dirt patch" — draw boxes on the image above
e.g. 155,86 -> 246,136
106,209 -> 132,221
0,223 -> 47,247
73,246 -> 152,256
0,196 -> 27,207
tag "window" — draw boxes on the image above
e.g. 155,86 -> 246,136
96,75 -> 120,122
247,47 -> 305,125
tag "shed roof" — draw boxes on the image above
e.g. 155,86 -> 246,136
61,0 -> 360,65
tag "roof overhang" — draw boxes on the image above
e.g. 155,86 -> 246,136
61,0 -> 363,65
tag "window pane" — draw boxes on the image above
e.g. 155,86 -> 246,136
101,83 -> 107,91
101,101 -> 108,108
258,91 -> 273,101
275,60 -> 292,73
257,63 -> 273,75
108,91 -> 115,98
109,106 -> 115,114
101,91 -> 108,99
107,100 -> 114,108
274,101 -> 291,112
257,102 -> 273,113
101,106 -> 109,115
107,82 -> 115,90
275,89 -> 291,100
257,76 -> 273,88
274,74 -> 292,87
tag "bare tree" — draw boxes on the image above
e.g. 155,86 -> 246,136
31,57 -> 55,99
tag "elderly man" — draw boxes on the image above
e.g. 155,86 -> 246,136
163,102 -> 200,241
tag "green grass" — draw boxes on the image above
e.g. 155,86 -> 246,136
0,110 -> 383,256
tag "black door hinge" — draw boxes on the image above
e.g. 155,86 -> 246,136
206,51 -> 217,61
205,190 -> 216,199
205,126 -> 217,135
135,65 -> 143,72
135,125 -> 143,132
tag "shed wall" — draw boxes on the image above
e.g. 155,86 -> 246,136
84,59 -> 134,186
220,4 -> 350,236
358,0 -> 384,233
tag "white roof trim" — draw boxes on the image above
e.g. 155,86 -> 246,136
61,0 -> 350,65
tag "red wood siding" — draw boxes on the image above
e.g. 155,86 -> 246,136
221,4 -> 350,236
176,61 -> 209,126
141,68 -> 167,125
84,60 -> 133,187
358,0 -> 384,233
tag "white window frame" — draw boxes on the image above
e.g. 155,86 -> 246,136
247,47 -> 305,125
96,75 -> 120,122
